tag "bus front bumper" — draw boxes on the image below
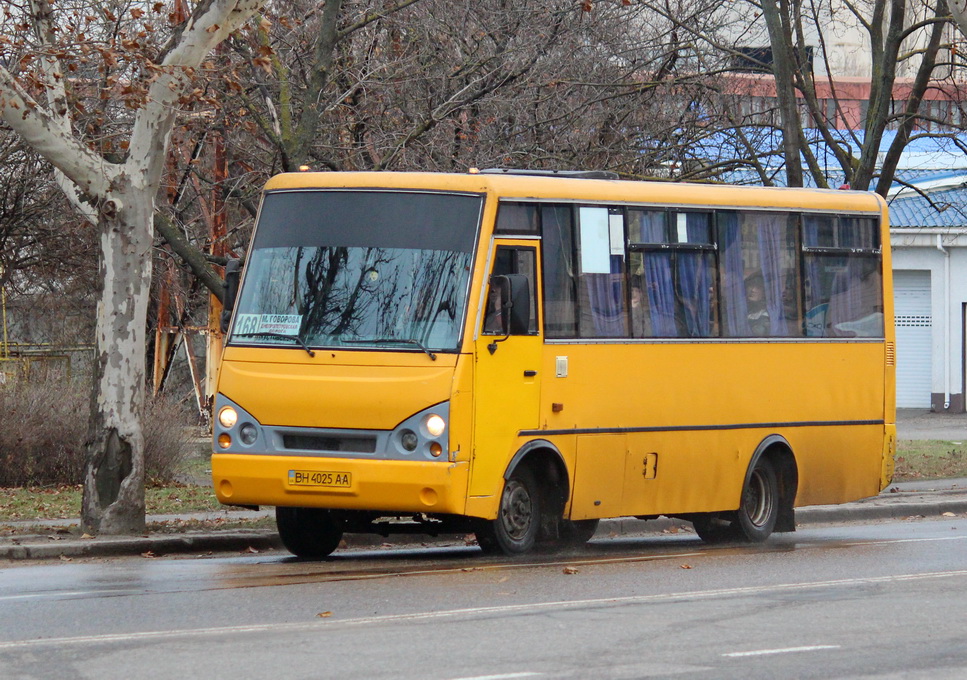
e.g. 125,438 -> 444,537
211,454 -> 470,516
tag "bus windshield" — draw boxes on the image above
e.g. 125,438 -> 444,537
229,190 -> 482,353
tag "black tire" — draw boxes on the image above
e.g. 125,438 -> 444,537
559,519 -> 599,546
475,466 -> 543,555
691,514 -> 737,544
275,506 -> 344,558
733,456 -> 779,542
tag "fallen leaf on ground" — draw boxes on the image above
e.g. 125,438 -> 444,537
942,512 -> 956,517
81,533 -> 94,540
680,564 -> 692,569
563,566 -> 579,575
317,611 -> 333,618
59,555 -> 72,562
141,551 -> 157,558
244,546 -> 259,553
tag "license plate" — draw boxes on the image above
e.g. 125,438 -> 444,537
288,470 -> 352,488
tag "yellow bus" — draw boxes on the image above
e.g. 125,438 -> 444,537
212,169 -> 895,557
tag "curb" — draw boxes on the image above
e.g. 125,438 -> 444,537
4,496 -> 967,561
0,531 -> 282,561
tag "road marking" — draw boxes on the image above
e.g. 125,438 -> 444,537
843,536 -> 967,546
723,645 -> 841,658
0,589 -> 142,603
448,674 -> 542,680
1,569 -> 966,651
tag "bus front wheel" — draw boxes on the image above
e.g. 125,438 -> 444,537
275,506 -> 344,558
476,466 -> 542,555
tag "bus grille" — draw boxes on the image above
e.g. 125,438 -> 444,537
282,434 -> 377,453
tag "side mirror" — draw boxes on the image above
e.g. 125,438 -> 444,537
486,274 -> 531,336
220,259 -> 241,334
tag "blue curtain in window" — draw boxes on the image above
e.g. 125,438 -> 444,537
644,252 -> 678,336
755,216 -> 789,336
719,213 -> 749,335
586,264 -> 626,337
802,219 -> 829,337
680,215 -> 713,336
677,253 -> 712,337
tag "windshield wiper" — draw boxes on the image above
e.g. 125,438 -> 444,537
234,332 -> 316,357
343,338 -> 437,361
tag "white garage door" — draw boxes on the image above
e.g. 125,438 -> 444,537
894,270 -> 932,408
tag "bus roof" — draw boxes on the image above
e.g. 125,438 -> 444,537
263,171 -> 887,215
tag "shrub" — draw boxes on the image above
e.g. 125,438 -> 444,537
0,376 -> 87,486
0,376 -> 195,487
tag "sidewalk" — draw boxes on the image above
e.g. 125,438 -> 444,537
897,407 -> 967,440
3,412 -> 967,561
4,479 -> 967,561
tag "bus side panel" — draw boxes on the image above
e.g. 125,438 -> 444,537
783,424 -> 886,507
541,341 -> 887,520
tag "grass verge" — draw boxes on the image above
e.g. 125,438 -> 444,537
894,439 -> 967,480
0,484 -> 225,522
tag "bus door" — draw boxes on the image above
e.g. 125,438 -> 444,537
470,244 -> 542,497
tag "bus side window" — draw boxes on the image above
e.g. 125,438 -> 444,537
541,205 -> 578,338
483,247 -> 538,335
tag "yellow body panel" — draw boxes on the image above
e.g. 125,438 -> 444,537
214,171 -> 896,527
218,346 -> 456,429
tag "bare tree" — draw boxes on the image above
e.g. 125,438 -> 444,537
0,0 -> 265,534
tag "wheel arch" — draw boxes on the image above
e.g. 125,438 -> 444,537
749,434 -> 799,533
504,439 -> 571,516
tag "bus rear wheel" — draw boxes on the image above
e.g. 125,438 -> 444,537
476,466 -> 542,555
692,457 -> 780,544
734,456 -> 779,542
275,506 -> 344,558
691,514 -> 736,543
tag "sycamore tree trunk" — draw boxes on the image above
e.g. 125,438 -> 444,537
81,187 -> 153,534
0,0 -> 265,535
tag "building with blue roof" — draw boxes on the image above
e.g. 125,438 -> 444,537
694,126 -> 967,410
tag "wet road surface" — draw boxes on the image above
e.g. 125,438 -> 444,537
2,518 -> 967,679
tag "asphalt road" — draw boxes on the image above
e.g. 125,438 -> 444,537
2,516 -> 967,679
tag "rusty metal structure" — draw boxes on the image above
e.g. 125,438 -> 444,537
150,0 -> 228,423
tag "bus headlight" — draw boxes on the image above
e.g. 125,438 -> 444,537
391,403 -> 450,460
400,430 -> 419,452
425,414 -> 446,437
239,423 -> 258,446
218,406 -> 238,429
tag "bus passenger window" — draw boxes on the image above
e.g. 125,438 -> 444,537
577,207 -> 628,338
803,216 -> 882,338
719,211 -> 801,338
541,206 -> 578,338
627,209 -> 717,338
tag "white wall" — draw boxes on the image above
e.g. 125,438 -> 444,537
891,232 -> 967,410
